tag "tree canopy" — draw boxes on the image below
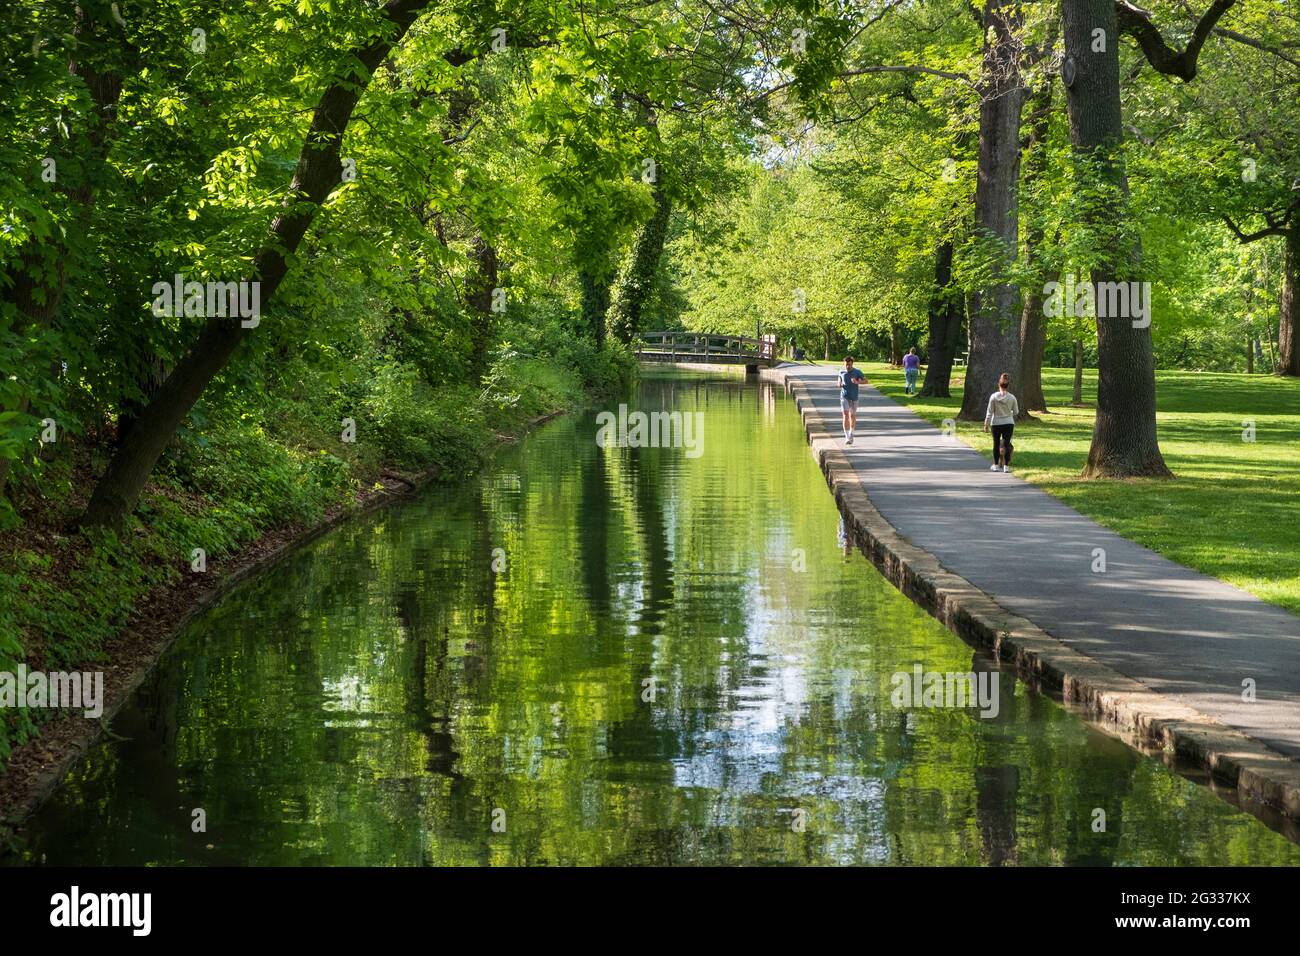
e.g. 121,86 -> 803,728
2,0 -> 1297,525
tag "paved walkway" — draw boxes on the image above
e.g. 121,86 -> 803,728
788,365 -> 1300,760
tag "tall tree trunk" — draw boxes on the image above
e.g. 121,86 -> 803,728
445,74 -> 496,370
1018,286 -> 1050,416
609,187 -> 672,344
580,270 -> 611,346
1061,0 -> 1171,477
81,0 -> 433,528
1073,339 -> 1084,404
888,323 -> 903,366
116,356 -> 170,449
464,236 -> 499,368
922,241 -> 962,397
1017,68 -> 1055,417
823,327 -> 832,361
1279,227 -> 1299,376
958,0 -> 1025,421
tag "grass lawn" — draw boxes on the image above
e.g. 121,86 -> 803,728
828,361 -> 1299,615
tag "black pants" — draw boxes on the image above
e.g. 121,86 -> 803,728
991,423 -> 1014,465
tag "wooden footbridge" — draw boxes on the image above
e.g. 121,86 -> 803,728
636,331 -> 778,370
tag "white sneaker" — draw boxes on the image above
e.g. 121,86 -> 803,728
1002,465 -> 1010,473
990,464 -> 999,471
846,434 -> 854,445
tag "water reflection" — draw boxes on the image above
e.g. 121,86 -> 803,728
14,370 -> 1300,866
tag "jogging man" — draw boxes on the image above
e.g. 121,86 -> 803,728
838,356 -> 866,445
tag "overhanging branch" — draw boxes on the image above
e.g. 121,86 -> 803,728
1223,205 -> 1297,244
1115,0 -> 1237,80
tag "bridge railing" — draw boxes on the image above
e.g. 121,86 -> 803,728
637,331 -> 776,362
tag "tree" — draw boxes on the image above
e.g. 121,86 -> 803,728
1057,0 -> 1234,477
1015,39 -> 1057,415
609,183 -> 672,344
82,0 -> 436,527
1060,0 -> 1235,475
958,0 -> 1026,421
0,3 -> 129,491
922,240 -> 964,397
1178,4 -> 1300,376
1060,0 -> 1166,475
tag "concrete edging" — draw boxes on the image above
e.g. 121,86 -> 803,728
767,366 -> 1300,823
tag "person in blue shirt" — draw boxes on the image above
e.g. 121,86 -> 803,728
838,356 -> 866,445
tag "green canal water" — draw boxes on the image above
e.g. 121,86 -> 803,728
15,369 -> 1300,865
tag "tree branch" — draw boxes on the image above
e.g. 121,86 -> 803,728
1115,0 -> 1238,80
441,114 -> 482,145
1212,26 -> 1300,70
840,65 -> 973,84
1223,206 -> 1296,244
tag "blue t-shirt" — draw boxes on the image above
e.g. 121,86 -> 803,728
838,367 -> 864,401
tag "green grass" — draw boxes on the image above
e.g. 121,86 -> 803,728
851,362 -> 1300,615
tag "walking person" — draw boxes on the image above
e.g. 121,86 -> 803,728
982,372 -> 1019,473
838,356 -> 866,445
902,347 -> 920,395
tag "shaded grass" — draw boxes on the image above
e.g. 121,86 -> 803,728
852,362 -> 1300,615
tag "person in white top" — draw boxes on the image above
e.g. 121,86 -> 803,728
982,372 -> 1019,473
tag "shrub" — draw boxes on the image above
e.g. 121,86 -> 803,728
363,365 -> 486,477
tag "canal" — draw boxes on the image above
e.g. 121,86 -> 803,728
15,369 -> 1300,865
